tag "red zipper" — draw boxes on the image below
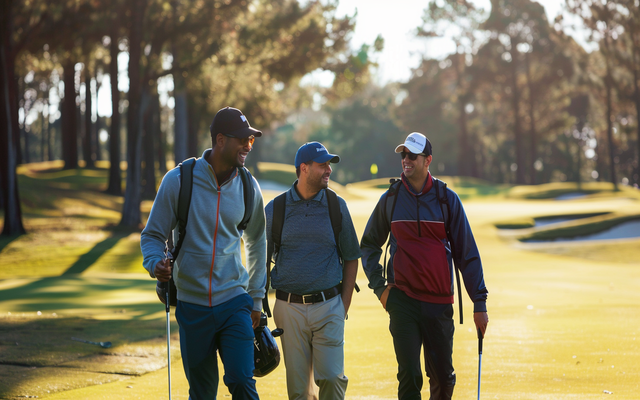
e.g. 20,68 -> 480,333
209,187 -> 221,307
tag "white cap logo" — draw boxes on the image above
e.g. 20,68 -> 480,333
395,132 -> 428,155
240,115 -> 247,122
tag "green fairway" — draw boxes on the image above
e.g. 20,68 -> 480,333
1,162 -> 639,399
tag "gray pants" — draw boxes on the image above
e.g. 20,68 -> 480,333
274,295 -> 348,400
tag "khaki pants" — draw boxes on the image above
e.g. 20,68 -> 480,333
274,295 -> 348,400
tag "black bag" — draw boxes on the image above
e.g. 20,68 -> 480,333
156,158 -> 254,306
253,313 -> 283,377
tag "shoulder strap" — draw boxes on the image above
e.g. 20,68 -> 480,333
382,178 -> 402,280
237,167 -> 254,231
172,157 -> 196,259
433,177 -> 463,325
325,188 -> 342,261
326,188 -> 360,292
272,192 -> 287,256
263,191 -> 287,318
384,178 -> 402,229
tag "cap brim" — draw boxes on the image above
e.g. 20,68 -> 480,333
229,126 -> 263,138
395,143 -> 423,154
313,153 -> 340,164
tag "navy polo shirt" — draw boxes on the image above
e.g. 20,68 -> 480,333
265,182 -> 362,295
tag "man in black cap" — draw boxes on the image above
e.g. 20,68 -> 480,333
360,132 -> 489,400
141,107 -> 267,399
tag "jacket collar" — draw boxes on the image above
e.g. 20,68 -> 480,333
401,172 -> 433,196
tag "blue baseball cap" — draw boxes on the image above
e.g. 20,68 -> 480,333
294,142 -> 340,168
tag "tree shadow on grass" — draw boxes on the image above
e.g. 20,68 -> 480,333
0,275 -> 163,319
0,234 -> 20,253
0,312 -> 178,399
62,233 -> 127,275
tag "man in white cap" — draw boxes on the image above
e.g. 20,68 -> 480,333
264,142 -> 361,400
360,132 -> 489,400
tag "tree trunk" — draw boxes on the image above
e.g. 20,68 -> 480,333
22,121 -> 30,164
62,59 -> 78,169
94,78 -> 102,161
0,41 -> 26,236
187,92 -> 199,158
509,43 -> 526,185
119,0 -> 147,227
141,87 -> 158,200
157,103 -> 167,175
40,101 -> 47,161
107,30 -> 122,195
453,51 -> 469,177
604,73 -> 618,190
631,30 -> 640,186
525,52 -> 538,184
83,63 -> 95,168
47,110 -> 54,161
603,38 -> 618,190
173,77 -> 189,165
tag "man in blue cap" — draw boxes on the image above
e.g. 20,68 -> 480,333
264,142 -> 361,400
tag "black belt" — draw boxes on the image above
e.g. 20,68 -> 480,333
275,286 -> 340,305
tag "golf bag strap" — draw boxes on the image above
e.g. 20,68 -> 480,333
173,157 -> 196,261
326,188 -> 360,293
382,179 -> 402,280
237,167 -> 254,231
434,178 -> 463,325
264,192 -> 287,317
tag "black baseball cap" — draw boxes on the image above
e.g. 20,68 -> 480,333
210,107 -> 262,139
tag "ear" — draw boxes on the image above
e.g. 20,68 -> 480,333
214,133 -> 226,148
424,155 -> 433,169
300,162 -> 309,176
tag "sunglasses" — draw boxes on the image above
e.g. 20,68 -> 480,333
223,134 -> 255,147
400,151 -> 425,161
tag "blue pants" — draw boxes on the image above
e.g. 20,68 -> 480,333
176,294 -> 259,400
386,287 -> 456,400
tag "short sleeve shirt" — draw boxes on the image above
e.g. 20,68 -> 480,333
265,183 -> 361,295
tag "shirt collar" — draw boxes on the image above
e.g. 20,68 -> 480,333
289,180 -> 324,202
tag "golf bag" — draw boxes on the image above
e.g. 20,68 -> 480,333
253,312 -> 284,377
156,158 -> 255,306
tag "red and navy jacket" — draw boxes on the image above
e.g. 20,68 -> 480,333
360,172 -> 488,313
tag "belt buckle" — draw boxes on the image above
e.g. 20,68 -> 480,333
302,294 -> 314,304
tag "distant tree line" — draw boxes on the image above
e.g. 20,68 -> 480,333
259,0 -> 640,187
1,0 -> 367,235
3,0 -> 640,237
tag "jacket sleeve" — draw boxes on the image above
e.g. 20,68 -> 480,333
359,191 -> 391,300
447,189 -> 488,312
243,176 -> 267,311
140,169 -> 180,278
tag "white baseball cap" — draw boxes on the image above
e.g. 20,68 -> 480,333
394,132 -> 432,155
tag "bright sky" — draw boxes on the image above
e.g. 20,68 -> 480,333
334,0 -> 568,84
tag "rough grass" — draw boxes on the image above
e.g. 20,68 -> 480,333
1,162 -> 640,399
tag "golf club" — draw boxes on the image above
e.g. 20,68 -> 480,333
477,328 -> 483,400
165,279 -> 172,400
71,337 -> 112,349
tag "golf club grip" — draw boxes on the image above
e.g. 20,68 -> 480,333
164,281 -> 171,313
477,328 -> 483,354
